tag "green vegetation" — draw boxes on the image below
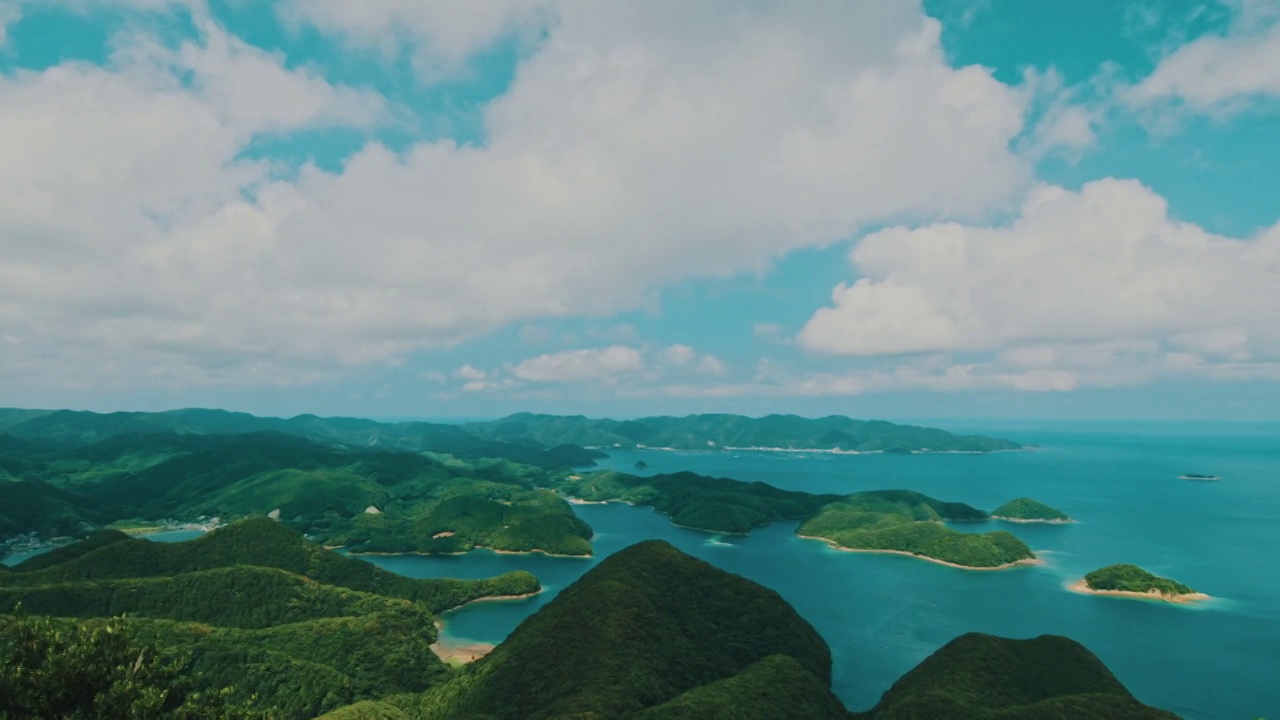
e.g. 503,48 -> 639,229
854,632 -> 1177,719
467,411 -> 1025,452
0,431 -> 595,557
0,519 -> 539,614
551,473 -> 1034,569
0,518 -> 546,718
1,611 -> 263,720
1083,564 -> 1198,597
554,470 -> 840,533
636,655 -> 849,719
991,497 -> 1071,522
388,540 -> 838,719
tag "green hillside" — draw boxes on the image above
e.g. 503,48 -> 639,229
468,412 -> 1025,452
392,540 -> 838,719
992,498 -> 1071,522
855,632 -> 1177,719
0,518 -> 539,613
0,432 -> 596,557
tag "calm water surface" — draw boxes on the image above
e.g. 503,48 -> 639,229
359,422 -> 1280,719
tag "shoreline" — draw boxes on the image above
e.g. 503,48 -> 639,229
430,619 -> 496,665
593,445 -> 1032,455
1067,579 -> 1211,605
797,534 -> 1042,571
340,545 -> 591,559
992,516 -> 1075,525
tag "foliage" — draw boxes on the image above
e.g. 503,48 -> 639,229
0,610 -> 265,720
467,411 -> 1025,452
854,632 -> 1177,719
0,518 -> 539,614
800,511 -> 1033,568
991,498 -> 1070,522
401,540 -> 833,719
1084,565 -> 1196,596
636,654 -> 848,719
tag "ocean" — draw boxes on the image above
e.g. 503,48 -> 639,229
358,421 -> 1280,719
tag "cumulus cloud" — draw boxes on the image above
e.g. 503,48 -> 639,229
797,179 -> 1280,387
452,364 -> 488,381
2,2 -> 1032,390
511,345 -> 644,383
1128,10 -> 1280,113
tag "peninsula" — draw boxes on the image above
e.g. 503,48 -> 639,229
1070,564 -> 1209,604
991,497 -> 1072,523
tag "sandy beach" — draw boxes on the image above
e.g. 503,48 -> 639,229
1067,579 -> 1210,604
797,535 -> 1043,571
430,620 -> 495,665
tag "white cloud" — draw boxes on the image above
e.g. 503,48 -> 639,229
0,2 -> 21,48
661,344 -> 697,367
797,179 -> 1280,386
452,364 -> 487,381
279,0 -> 548,81
660,344 -> 725,376
1,3 -> 1033,389
1128,15 -> 1280,112
511,345 -> 645,383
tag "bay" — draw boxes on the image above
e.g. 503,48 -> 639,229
357,421 -> 1280,719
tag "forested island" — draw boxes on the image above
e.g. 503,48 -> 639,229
1179,473 -> 1221,481
465,411 -> 1027,452
991,498 -> 1072,523
551,472 -> 1047,569
1071,564 -> 1210,604
0,522 -> 1176,718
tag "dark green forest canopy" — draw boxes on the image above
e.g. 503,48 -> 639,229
466,412 -> 1025,452
549,472 -> 1037,569
853,633 -> 1178,719
1084,564 -> 1197,596
0,432 -> 596,557
991,497 -> 1071,522
0,519 -> 539,614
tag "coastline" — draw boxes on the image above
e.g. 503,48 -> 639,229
992,516 -> 1075,525
595,445 -> 1030,455
1067,579 -> 1210,605
341,545 -> 591,559
459,590 -> 541,606
797,534 -> 1042,571
430,619 -> 496,665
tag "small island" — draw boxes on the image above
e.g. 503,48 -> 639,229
1070,564 -> 1209,604
991,498 -> 1071,523
1179,473 -> 1221,481
634,460 -> 650,470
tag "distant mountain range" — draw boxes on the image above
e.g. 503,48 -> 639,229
0,407 -> 1027,454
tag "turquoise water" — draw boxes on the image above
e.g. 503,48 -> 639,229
358,422 -> 1280,719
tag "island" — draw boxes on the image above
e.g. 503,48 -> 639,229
991,497 -> 1072,523
634,460 -> 650,470
551,471 -> 1039,570
464,412 -> 1028,453
1179,473 -> 1221,481
1070,564 -> 1209,604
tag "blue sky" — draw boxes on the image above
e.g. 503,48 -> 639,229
1,0 -> 1278,421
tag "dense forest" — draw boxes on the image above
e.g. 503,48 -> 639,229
0,528 -> 1174,718
465,412 -> 1025,452
1083,564 -> 1198,597
991,498 -> 1071,522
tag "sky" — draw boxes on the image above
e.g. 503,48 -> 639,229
1,0 -> 1278,421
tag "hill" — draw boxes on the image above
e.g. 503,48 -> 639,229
552,473 -> 1036,569
1,432 -> 596,557
0,518 -> 539,613
392,540 -> 845,719
1074,564 -> 1207,603
992,498 -> 1070,523
467,412 -> 1025,452
0,407 -> 605,469
855,632 -> 1177,718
